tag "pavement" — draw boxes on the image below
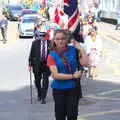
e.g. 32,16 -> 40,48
0,22 -> 120,120
97,22 -> 120,43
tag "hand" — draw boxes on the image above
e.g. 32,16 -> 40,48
28,66 -> 32,71
73,70 -> 81,79
71,39 -> 83,50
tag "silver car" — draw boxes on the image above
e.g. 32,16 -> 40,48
18,17 -> 37,38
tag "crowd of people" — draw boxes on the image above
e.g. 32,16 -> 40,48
0,4 -> 103,120
28,6 -> 103,120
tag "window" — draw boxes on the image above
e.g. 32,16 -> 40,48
22,18 -> 37,23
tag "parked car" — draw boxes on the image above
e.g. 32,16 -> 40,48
18,14 -> 42,29
18,9 -> 38,22
18,16 -> 37,38
3,4 -> 23,21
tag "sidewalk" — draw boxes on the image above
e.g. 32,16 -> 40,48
97,22 -> 120,43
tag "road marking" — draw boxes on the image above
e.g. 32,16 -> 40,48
98,31 -> 120,44
78,109 -> 120,118
98,88 -> 120,96
83,88 -> 120,101
85,95 -> 120,101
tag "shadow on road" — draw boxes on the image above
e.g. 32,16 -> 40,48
0,79 -> 120,120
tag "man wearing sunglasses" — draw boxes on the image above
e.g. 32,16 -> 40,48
29,31 -> 51,104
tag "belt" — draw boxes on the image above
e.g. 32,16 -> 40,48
40,60 -> 47,64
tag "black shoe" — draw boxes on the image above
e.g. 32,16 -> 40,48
41,99 -> 46,104
3,41 -> 6,44
37,92 -> 41,101
37,97 -> 41,101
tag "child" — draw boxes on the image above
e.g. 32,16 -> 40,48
84,27 -> 102,79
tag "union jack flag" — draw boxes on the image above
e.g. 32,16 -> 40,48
64,0 -> 81,42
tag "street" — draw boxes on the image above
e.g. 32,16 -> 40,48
97,33 -> 120,82
0,21 -> 120,120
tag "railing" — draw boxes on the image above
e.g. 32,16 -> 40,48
100,10 -> 117,20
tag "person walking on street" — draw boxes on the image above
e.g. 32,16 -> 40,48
34,24 -> 41,39
47,29 -> 89,120
28,31 -> 51,104
0,12 -> 8,44
115,9 -> 120,30
84,27 -> 102,80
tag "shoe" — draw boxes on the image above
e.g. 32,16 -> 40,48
37,97 -> 41,101
37,91 -> 41,101
89,75 -> 93,80
41,99 -> 46,104
3,41 -> 6,44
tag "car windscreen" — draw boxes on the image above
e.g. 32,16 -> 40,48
22,18 -> 37,23
22,10 -> 37,16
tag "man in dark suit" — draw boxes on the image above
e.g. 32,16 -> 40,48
29,31 -> 51,104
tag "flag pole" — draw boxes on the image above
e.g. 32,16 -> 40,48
29,68 -> 33,104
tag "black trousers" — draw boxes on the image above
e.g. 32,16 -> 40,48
1,28 -> 7,41
53,88 -> 79,120
33,62 -> 50,99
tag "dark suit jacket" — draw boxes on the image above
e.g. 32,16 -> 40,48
29,39 -> 51,73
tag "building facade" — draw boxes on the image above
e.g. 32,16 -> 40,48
99,0 -> 120,19
78,0 -> 120,20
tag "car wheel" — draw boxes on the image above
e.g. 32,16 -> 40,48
19,35 -> 22,38
9,17 -> 12,21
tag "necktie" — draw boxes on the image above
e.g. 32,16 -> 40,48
42,40 -> 46,61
